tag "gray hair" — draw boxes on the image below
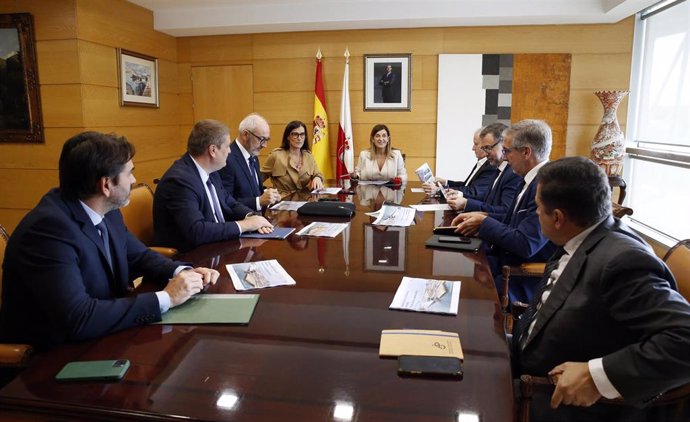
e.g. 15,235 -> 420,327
238,113 -> 268,134
506,119 -> 552,161
187,119 -> 229,156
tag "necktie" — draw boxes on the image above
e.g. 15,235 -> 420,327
96,221 -> 113,271
463,161 -> 479,185
206,179 -> 226,223
516,246 -> 567,349
248,156 -> 259,187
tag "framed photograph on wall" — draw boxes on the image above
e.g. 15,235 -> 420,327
118,49 -> 159,107
0,13 -> 44,143
363,54 -> 411,111
364,225 -> 407,272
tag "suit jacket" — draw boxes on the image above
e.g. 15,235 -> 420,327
447,160 -> 499,200
218,141 -> 264,210
463,164 -> 521,217
479,178 -> 557,303
0,189 -> 181,349
516,217 -> 690,421
153,153 -> 254,252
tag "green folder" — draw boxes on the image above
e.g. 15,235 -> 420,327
155,294 -> 259,324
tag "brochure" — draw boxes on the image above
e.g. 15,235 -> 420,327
226,259 -> 296,291
415,163 -> 434,183
372,204 -> 415,226
389,276 -> 461,315
269,201 -> 307,211
296,222 -> 349,238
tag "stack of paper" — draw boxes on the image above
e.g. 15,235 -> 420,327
227,259 -> 296,291
296,222 -> 349,238
389,276 -> 461,315
368,204 -> 415,226
379,329 -> 463,360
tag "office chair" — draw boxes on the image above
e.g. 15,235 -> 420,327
0,224 -> 34,385
120,183 -> 177,258
663,239 -> 690,302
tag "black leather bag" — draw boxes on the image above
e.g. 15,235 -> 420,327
297,201 -> 356,218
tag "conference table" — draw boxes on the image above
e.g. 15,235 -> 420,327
0,183 -> 514,421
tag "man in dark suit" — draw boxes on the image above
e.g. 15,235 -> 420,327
446,123 -> 518,213
218,114 -> 280,211
453,119 -> 556,303
154,119 -> 273,252
0,132 -> 218,349
514,156 -> 690,421
379,64 -> 399,103
424,127 -> 500,200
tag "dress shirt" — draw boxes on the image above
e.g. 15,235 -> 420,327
190,155 -> 243,232
491,161 -> 509,189
235,139 -> 262,210
513,160 -> 548,209
79,201 -> 188,313
526,217 -> 620,398
464,157 -> 487,186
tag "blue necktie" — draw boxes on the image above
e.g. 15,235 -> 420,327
248,156 -> 260,188
206,179 -> 226,223
96,221 -> 113,271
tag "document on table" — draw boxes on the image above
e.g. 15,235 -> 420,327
415,162 -> 434,183
311,187 -> 343,195
296,222 -> 349,238
269,201 -> 307,211
240,227 -> 295,239
227,259 -> 296,291
155,294 -> 259,324
410,187 -> 425,193
389,276 -> 461,315
371,204 -> 415,226
379,329 -> 464,360
357,180 -> 388,185
410,203 -> 452,212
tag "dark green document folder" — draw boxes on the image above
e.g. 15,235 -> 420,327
155,294 -> 259,324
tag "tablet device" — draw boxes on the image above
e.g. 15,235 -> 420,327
438,236 -> 472,244
398,355 -> 463,379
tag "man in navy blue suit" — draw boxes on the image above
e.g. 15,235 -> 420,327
218,114 -> 281,211
0,132 -> 219,349
154,119 -> 273,252
453,119 -> 556,303
423,127 -> 499,200
446,123 -> 520,215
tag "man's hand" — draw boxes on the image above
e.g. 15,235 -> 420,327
189,267 -> 219,289
549,362 -> 602,409
164,270 -> 204,308
452,211 -> 487,236
238,215 -> 274,234
422,182 -> 438,195
259,188 -> 281,207
309,176 -> 324,191
447,194 -> 467,211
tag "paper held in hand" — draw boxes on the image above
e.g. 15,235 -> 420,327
226,259 -> 296,291
379,329 -> 464,360
415,162 -> 434,183
389,276 -> 461,315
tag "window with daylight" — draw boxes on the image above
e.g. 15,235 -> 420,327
626,0 -> 690,243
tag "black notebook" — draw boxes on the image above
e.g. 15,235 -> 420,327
425,235 -> 482,252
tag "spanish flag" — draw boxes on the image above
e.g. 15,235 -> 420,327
312,49 -> 333,179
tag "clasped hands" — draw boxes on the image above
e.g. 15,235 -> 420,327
164,267 -> 220,307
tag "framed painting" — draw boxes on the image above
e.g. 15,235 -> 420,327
118,48 -> 159,107
364,54 -> 411,111
0,13 -> 44,143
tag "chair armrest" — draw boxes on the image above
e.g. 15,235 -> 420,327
519,263 -> 547,277
149,246 -> 178,258
0,344 -> 33,367
511,301 -> 529,318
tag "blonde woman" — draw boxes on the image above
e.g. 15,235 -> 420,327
352,124 -> 407,182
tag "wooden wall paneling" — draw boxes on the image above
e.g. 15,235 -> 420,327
157,59 -> 179,95
351,123 -> 436,158
191,65 -> 254,132
77,40 -> 118,87
442,19 -> 634,54
0,169 -> 58,209
511,54 -> 572,159
178,93 -> 195,125
253,58 -> 314,92
417,55 -> 439,90
0,127 -> 79,168
36,40 -> 80,85
80,86 -> 180,127
0,0 -> 77,40
350,90 -> 438,124
255,92 -> 311,124
40,85 -> 84,127
567,89 -> 629,125
75,0 -> 176,62
178,63 -> 193,93
177,35 -> 253,63
0,209 -> 33,235
565,124 -> 600,157
129,157 -> 181,188
569,53 -> 632,90
86,125 -> 185,159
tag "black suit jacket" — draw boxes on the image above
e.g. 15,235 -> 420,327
447,160 -> 499,200
153,153 -> 253,252
218,141 -> 264,210
516,217 -> 690,421
464,164 -> 521,218
0,189 -> 181,349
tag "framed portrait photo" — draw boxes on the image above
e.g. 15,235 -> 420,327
364,225 -> 407,272
364,54 -> 411,111
117,49 -> 159,107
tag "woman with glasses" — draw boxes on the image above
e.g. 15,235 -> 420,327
261,120 -> 324,194
352,124 -> 407,183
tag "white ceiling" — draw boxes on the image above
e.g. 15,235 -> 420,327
127,0 -> 657,37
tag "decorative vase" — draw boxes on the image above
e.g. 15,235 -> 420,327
590,90 -> 629,176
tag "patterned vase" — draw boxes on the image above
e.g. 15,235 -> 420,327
590,90 -> 629,176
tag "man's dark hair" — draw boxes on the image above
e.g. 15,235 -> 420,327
187,119 -> 229,156
280,120 -> 310,151
480,122 -> 508,143
537,156 -> 611,227
59,131 -> 135,201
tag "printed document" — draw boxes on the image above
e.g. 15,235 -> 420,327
227,259 -> 296,291
371,205 -> 415,226
296,222 -> 349,238
390,276 -> 461,315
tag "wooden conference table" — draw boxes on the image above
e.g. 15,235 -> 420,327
0,183 -> 513,421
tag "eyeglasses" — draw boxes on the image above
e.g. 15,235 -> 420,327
289,132 -> 306,139
502,145 -> 526,155
480,140 -> 502,153
246,130 -> 270,145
